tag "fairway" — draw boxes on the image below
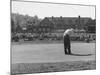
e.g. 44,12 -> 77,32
11,42 -> 95,64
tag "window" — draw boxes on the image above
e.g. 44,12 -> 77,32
43,28 -> 45,31
75,20 -> 78,24
39,28 -> 41,31
47,28 -> 50,31
34,28 -> 36,31
81,19 -> 84,25
68,19 -> 73,25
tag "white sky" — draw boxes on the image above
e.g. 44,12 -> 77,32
12,1 -> 95,19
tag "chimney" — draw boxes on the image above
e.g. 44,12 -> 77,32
60,16 -> 62,19
78,15 -> 80,19
52,16 -> 54,19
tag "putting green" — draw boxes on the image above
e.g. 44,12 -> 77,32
11,43 -> 95,64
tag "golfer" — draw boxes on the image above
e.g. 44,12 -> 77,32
63,28 -> 74,55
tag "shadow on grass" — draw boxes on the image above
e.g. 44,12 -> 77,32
66,53 -> 93,56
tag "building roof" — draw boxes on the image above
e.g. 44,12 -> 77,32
46,16 -> 92,25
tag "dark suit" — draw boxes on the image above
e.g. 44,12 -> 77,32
64,34 -> 71,54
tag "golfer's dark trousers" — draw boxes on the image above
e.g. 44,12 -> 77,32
64,34 -> 71,54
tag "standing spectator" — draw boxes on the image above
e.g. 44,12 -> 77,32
86,34 -> 91,43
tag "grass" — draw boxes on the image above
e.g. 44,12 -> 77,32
11,60 -> 96,75
11,42 -> 96,74
11,40 -> 95,45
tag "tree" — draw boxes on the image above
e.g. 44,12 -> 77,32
16,25 -> 22,33
11,19 -> 15,33
11,13 -> 42,33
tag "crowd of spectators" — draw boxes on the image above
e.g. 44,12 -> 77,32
11,31 -> 96,43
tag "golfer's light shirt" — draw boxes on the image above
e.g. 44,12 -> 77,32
63,29 -> 74,36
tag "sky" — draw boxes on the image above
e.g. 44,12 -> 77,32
12,1 -> 95,19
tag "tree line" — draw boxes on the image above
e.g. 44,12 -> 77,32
11,13 -> 41,33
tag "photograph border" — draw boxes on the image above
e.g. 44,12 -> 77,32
10,0 -> 96,74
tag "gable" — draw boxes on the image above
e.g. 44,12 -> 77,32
39,17 -> 54,26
